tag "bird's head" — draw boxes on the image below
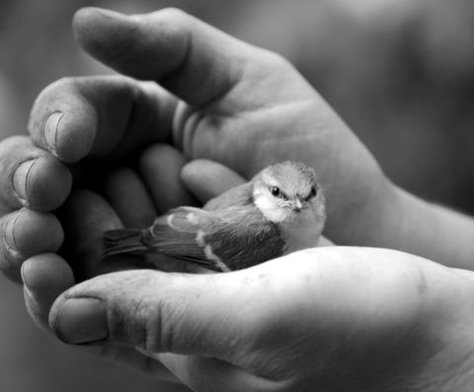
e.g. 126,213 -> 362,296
251,161 -> 325,224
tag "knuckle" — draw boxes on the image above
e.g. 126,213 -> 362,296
154,8 -> 191,25
104,272 -> 172,352
146,295 -> 184,353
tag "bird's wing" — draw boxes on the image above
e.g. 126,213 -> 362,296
145,205 -> 285,271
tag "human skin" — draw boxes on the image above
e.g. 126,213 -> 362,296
21,159 -> 474,392
1,7 -> 474,280
1,7 -> 474,391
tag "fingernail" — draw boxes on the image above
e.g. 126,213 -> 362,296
45,112 -> 63,153
13,160 -> 37,205
53,298 -> 108,344
20,258 -> 34,288
4,212 -> 21,258
20,261 -> 30,286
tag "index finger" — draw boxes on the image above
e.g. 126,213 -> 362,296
73,7 -> 260,107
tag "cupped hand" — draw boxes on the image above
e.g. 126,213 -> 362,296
15,155 -> 474,391
46,242 -> 474,392
27,7 -> 389,244
18,159 -> 248,381
0,6 -> 396,284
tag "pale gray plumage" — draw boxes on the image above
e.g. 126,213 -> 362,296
102,161 -> 326,272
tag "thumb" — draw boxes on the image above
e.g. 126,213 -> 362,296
48,270 -> 248,358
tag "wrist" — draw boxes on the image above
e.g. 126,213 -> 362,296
386,187 -> 474,269
334,176 -> 474,270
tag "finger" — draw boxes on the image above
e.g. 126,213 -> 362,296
58,189 -> 122,280
0,209 -> 63,283
0,136 -> 72,211
48,270 -> 251,361
21,253 -> 75,329
104,168 -> 156,228
138,144 -> 198,213
59,189 -> 158,278
28,76 -> 176,163
73,7 -> 259,106
181,159 -> 246,204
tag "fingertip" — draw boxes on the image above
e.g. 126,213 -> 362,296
0,136 -> 72,211
73,8 -> 114,50
21,253 -> 74,295
29,79 -> 98,163
0,210 -> 64,283
73,7 -> 129,38
21,155 -> 72,211
73,6 -> 106,25
52,108 -> 97,163
10,209 -> 64,257
72,8 -> 107,42
22,253 -> 75,330
72,7 -> 145,77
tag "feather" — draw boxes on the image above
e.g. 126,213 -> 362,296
145,206 -> 285,271
103,205 -> 285,272
102,229 -> 147,257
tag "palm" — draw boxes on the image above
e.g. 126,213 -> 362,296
47,246 -> 474,392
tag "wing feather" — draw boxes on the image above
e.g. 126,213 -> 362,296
145,205 -> 284,271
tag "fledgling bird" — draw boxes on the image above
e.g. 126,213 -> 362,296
102,161 -> 326,272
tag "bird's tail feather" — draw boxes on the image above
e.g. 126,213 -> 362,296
102,229 -> 147,258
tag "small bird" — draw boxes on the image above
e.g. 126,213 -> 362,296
102,161 -> 326,272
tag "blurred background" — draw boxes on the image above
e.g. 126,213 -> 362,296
1,0 -> 474,391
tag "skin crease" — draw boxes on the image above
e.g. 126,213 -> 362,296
0,6 -> 472,392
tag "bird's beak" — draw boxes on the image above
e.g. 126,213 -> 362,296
292,198 -> 304,212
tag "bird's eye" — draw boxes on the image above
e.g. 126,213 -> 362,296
305,186 -> 317,201
271,186 -> 282,197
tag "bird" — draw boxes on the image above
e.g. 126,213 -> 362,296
102,161 -> 326,273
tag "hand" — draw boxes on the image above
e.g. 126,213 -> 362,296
44,244 -> 474,392
0,6 -> 383,282
25,7 -> 389,245
17,6 -> 474,271
15,157 -> 474,391
18,159 -> 252,383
